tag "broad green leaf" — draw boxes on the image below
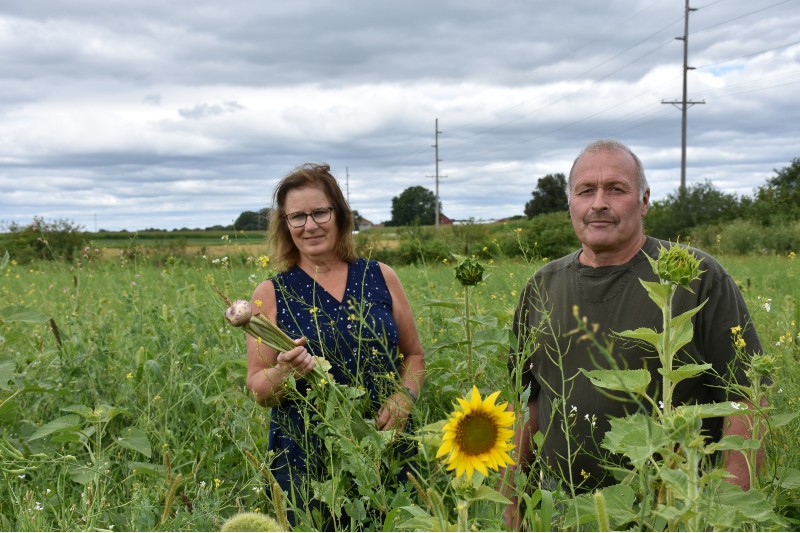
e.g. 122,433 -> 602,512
0,360 -> 15,390
639,279 -> 673,308
467,485 -> 512,505
0,307 -> 50,324
768,412 -> 799,428
715,485 -> 783,524
27,414 -> 83,441
617,327 -> 661,351
688,402 -> 749,418
659,468 -> 690,499
706,435 -> 761,453
128,461 -> 165,477
69,464 -> 96,485
582,368 -> 651,395
422,299 -> 461,310
602,413 -> 669,468
774,467 -> 800,489
0,397 -> 18,422
658,363 -> 712,383
115,427 -> 152,458
600,484 -> 638,527
52,432 -> 83,444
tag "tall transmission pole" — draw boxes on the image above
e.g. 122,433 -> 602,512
345,166 -> 350,205
662,0 -> 705,192
431,118 -> 446,229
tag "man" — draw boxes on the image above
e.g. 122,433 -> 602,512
505,139 -> 763,526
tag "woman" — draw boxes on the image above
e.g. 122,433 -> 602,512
246,163 -> 425,525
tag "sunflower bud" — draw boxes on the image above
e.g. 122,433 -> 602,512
225,300 -> 252,326
454,256 -> 485,287
650,244 -> 703,289
220,512 -> 282,532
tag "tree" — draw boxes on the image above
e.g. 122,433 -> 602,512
749,158 -> 800,225
233,208 -> 270,230
524,173 -> 568,218
645,180 -> 743,241
387,186 -> 440,226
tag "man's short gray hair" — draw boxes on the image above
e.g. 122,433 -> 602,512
566,139 -> 649,202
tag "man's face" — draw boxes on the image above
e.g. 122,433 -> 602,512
568,149 -> 650,257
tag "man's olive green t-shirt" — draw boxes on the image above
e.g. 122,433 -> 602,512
509,236 -> 761,488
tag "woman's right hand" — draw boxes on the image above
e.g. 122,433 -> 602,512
274,338 -> 316,379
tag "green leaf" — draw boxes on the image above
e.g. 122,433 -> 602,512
659,468 -> 690,499
422,299 -> 461,310
774,467 -> 800,489
466,485 -> 512,505
582,368 -> 651,395
602,413 -> 669,469
658,363 -> 712,383
639,279 -> 673,308
617,327 -> 662,352
128,461 -> 165,477
115,427 -> 152,458
0,251 -> 8,269
0,397 -> 18,422
688,402 -> 749,418
706,435 -> 762,453
601,484 -> 638,527
69,464 -> 96,485
0,306 -> 50,324
27,414 -> 83,441
768,412 -> 799,428
0,360 -> 15,390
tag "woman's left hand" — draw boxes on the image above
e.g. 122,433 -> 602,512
376,392 -> 413,431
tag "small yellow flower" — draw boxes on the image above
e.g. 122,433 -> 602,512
259,255 -> 270,268
254,299 -> 263,308
309,306 -> 319,315
730,325 -> 742,334
581,469 -> 591,480
514,227 -> 523,234
126,372 -> 133,380
214,478 -> 222,488
153,395 -> 161,401
736,337 -> 747,349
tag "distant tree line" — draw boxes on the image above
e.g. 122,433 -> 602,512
522,158 -> 800,245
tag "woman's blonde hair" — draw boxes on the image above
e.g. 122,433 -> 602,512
268,163 -> 356,271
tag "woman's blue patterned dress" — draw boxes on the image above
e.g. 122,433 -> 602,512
266,258 -> 408,517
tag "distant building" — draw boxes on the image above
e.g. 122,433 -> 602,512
439,214 -> 453,225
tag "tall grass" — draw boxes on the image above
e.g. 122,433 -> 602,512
0,244 -> 798,530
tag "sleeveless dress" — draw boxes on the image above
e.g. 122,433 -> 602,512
266,258 -> 405,514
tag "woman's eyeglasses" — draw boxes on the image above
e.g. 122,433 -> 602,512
285,207 -> 335,228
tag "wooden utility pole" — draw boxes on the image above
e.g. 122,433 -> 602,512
662,0 -> 704,192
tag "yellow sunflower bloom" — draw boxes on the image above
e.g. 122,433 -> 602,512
436,385 -> 516,480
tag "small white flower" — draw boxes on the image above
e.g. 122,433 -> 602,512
17,474 -> 25,479
570,405 -> 577,413
731,401 -> 745,410
199,480 -> 207,487
34,502 -> 43,511
658,401 -> 664,409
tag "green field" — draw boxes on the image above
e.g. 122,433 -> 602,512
1,247 -> 798,531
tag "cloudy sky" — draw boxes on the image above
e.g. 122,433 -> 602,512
1,0 -> 798,231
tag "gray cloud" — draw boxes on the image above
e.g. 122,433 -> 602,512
1,0 -> 798,231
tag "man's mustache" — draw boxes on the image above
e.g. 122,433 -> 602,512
584,214 -> 618,224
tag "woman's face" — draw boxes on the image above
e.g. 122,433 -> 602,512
283,185 -> 339,261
